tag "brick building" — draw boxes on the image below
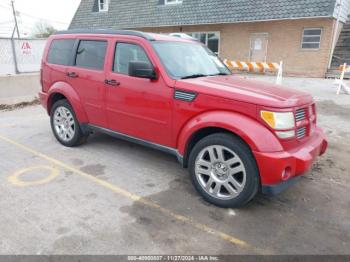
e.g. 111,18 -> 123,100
70,0 -> 350,77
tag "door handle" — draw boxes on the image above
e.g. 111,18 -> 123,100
67,72 -> 78,78
105,79 -> 120,87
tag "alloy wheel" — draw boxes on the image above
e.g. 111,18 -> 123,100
53,106 -> 76,142
195,145 -> 247,200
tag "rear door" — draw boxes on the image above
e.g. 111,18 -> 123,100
104,39 -> 173,147
66,37 -> 109,127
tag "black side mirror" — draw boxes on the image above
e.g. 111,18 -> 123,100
129,61 -> 157,80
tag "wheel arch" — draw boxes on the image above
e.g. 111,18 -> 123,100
47,82 -> 88,123
182,127 -> 244,168
47,93 -> 66,113
177,111 -> 283,168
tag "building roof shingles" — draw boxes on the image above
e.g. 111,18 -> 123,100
70,0 -> 337,29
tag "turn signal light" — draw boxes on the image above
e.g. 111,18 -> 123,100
260,110 -> 295,130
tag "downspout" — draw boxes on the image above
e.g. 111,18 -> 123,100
328,0 -> 343,69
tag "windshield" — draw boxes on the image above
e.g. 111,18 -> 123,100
152,41 -> 231,79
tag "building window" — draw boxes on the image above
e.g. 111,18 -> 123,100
186,32 -> 220,55
301,28 -> 322,49
165,0 -> 183,5
99,0 -> 109,12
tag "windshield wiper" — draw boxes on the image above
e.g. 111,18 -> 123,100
208,73 -> 231,76
181,74 -> 208,79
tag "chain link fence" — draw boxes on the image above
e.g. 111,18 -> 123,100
0,38 -> 47,75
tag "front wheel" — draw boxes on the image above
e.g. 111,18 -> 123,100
188,133 -> 260,208
50,99 -> 88,147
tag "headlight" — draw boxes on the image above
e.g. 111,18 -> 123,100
260,111 -> 295,130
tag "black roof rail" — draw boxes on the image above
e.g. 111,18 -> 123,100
54,29 -> 155,41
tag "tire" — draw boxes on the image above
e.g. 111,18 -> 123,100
188,133 -> 260,208
50,99 -> 88,147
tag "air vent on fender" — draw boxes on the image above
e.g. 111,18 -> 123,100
174,90 -> 197,102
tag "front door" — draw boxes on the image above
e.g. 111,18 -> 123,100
105,40 -> 173,147
250,33 -> 268,62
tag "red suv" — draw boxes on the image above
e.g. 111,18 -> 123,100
39,29 -> 328,207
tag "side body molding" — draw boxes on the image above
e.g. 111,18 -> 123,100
177,111 -> 284,156
47,81 -> 89,123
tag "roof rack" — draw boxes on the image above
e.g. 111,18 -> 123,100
54,29 -> 155,41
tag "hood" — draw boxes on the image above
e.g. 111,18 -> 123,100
175,75 -> 313,108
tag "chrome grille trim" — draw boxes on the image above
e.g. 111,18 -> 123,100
295,108 -> 306,122
297,127 -> 307,139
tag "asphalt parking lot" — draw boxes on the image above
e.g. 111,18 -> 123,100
0,76 -> 349,255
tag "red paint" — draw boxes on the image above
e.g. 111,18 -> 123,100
254,127 -> 328,184
21,41 -> 32,55
39,32 -> 327,188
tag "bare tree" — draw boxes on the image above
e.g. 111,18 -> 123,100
32,21 -> 57,38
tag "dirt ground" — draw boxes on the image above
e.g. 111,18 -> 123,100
0,76 -> 349,255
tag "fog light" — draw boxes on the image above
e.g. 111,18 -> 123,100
276,130 -> 295,139
281,167 -> 292,181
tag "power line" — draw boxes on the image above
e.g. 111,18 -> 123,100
16,10 -> 69,25
0,3 -> 10,7
0,19 -> 13,25
0,2 -> 69,25
0,3 -> 11,10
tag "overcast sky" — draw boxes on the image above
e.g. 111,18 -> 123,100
0,0 -> 81,37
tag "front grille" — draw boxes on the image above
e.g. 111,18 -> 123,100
295,108 -> 306,122
297,127 -> 307,139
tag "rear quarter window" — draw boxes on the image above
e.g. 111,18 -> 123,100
47,39 -> 75,65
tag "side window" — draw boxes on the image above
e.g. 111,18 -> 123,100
75,40 -> 107,70
47,39 -> 75,65
113,43 -> 152,75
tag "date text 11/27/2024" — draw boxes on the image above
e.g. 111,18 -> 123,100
127,255 -> 219,261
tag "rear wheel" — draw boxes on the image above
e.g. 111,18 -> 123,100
188,133 -> 260,208
50,99 -> 88,147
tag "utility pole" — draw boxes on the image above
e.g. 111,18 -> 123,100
11,0 -> 20,39
10,0 -> 20,74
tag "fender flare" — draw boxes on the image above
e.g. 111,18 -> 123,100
47,81 -> 89,123
177,111 -> 283,157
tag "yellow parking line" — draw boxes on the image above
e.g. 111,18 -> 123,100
0,134 -> 253,250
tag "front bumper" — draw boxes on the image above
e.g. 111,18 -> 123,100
254,127 -> 328,195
